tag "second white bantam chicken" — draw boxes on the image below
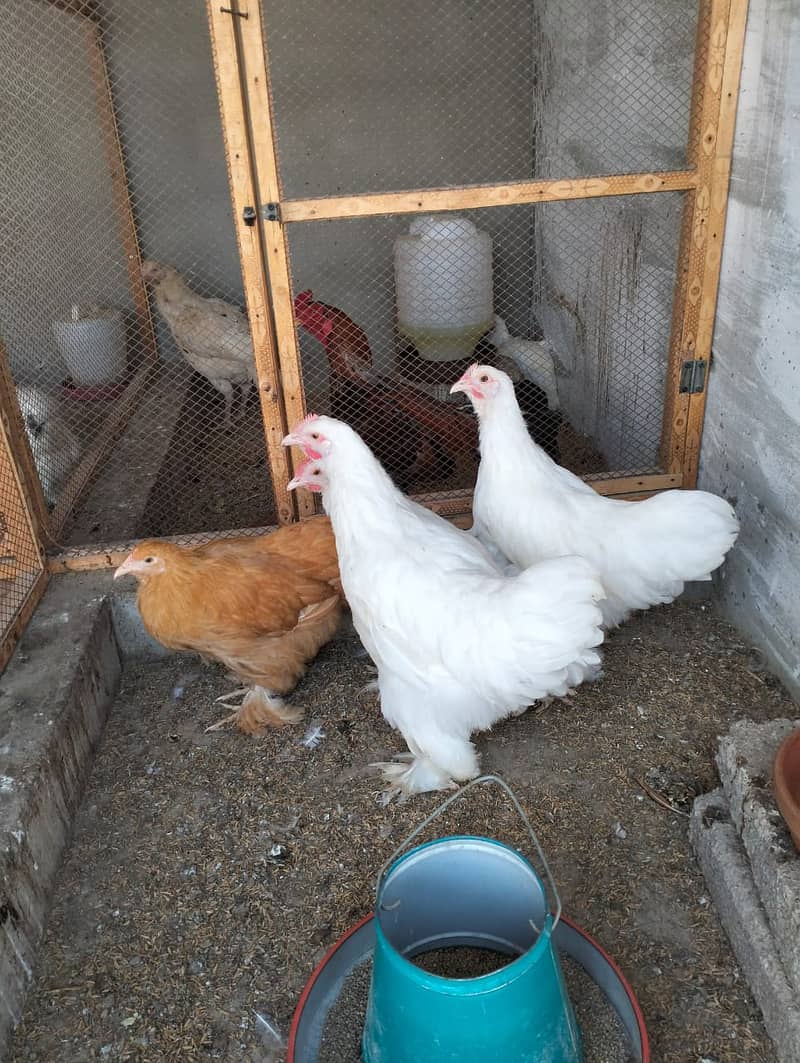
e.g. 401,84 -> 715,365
16,385 -> 81,508
452,364 -> 740,630
282,415 -> 605,802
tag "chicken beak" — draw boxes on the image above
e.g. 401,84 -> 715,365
281,431 -> 303,448
113,554 -> 134,580
450,372 -> 472,396
287,474 -> 303,491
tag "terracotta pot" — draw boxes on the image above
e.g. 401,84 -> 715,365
773,727 -> 800,852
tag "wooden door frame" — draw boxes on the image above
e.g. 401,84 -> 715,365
216,0 -> 748,516
40,0 -> 750,580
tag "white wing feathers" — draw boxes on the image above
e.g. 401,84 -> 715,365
346,536 -> 604,717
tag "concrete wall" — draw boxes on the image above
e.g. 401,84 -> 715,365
531,1 -> 697,468
699,0 -> 800,696
0,1 -> 133,387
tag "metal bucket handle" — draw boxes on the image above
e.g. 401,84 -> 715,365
375,773 -> 562,931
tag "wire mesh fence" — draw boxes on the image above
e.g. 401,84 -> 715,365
262,0 -> 699,198
0,0 -> 275,553
285,193 -> 684,505
0,369 -> 45,649
0,0 -> 729,656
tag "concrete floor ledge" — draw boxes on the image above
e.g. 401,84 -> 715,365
691,789 -> 800,1063
716,718 -> 800,994
0,577 -> 122,1053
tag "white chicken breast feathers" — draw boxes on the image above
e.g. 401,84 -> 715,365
284,416 -> 605,801
456,365 -> 739,629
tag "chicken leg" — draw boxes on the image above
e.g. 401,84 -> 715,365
209,377 -> 236,428
372,731 -> 479,804
206,685 -> 303,735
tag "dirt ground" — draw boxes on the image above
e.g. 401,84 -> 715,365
10,600 -> 795,1063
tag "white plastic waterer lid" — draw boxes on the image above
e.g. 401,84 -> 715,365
407,215 -> 481,239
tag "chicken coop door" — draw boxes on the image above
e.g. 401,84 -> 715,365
208,0 -> 748,522
0,0 -> 748,664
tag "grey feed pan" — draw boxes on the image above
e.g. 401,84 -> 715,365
287,913 -> 650,1062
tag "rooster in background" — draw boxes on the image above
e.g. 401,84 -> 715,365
142,261 -> 256,427
284,417 -> 605,801
294,290 -> 478,488
114,517 -> 343,734
453,364 -> 739,629
294,290 -> 565,473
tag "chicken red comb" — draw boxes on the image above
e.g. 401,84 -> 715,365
292,412 -> 321,432
294,289 -> 335,345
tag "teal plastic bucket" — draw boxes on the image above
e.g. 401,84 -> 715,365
362,777 -> 582,1063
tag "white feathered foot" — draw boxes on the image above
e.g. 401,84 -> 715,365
372,732 -> 480,804
535,664 -> 605,711
371,753 -> 459,805
205,684 -> 303,735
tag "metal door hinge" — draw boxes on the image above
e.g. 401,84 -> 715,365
260,202 -> 281,222
679,358 -> 707,395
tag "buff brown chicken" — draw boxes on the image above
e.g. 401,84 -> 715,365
114,517 -> 343,734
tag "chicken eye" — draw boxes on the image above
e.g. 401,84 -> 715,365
313,469 -> 320,476
479,374 -> 490,383
144,556 -> 155,563
311,432 -> 319,440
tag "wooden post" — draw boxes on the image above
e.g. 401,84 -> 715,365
229,1 -> 316,518
206,0 -> 297,524
279,171 -> 700,223
660,0 -> 749,485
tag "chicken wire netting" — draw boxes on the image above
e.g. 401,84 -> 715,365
285,193 -> 685,505
0,0 -> 276,551
262,0 -> 700,198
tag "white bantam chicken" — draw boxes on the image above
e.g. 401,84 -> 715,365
142,260 -> 256,425
452,364 -> 740,630
16,385 -> 81,508
487,316 -> 560,411
282,415 -> 605,802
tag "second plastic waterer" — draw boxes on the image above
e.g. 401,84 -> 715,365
394,215 -> 493,362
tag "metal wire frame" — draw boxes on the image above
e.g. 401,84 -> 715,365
0,0 -> 749,680
206,0 -> 748,522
